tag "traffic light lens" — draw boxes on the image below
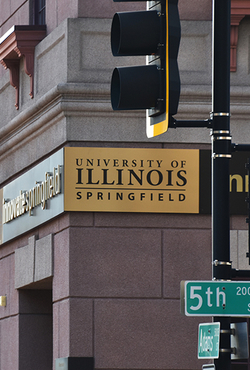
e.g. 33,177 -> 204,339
111,11 -> 161,56
111,65 -> 161,110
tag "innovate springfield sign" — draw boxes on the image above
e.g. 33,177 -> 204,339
64,147 -> 199,213
0,149 -> 64,244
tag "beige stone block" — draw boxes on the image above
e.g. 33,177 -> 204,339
178,21 -> 212,85
34,234 -> 53,282
230,230 -> 238,269
238,230 -> 250,270
15,236 -> 35,289
36,21 -> 67,95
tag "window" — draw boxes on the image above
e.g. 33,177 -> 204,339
30,0 -> 46,25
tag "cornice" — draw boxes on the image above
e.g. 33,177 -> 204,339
1,83 -> 250,158
0,83 -> 111,157
0,25 -> 46,109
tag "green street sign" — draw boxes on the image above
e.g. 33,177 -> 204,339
181,281 -> 250,316
198,322 -> 220,359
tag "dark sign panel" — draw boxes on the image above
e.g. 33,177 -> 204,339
230,151 -> 250,215
199,150 -> 250,215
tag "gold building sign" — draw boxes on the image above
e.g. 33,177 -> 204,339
64,147 -> 200,213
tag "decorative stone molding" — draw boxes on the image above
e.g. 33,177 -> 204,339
0,25 -> 46,109
231,0 -> 250,71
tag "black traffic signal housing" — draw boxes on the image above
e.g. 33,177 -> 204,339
110,0 -> 181,138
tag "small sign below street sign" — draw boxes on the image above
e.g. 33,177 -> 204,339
181,281 -> 250,316
198,322 -> 220,359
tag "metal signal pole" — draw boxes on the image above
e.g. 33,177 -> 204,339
212,0 -> 232,369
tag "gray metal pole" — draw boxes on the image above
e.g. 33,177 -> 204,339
212,0 -> 232,369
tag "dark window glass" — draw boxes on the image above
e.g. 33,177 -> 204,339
36,0 -> 46,25
30,0 -> 46,25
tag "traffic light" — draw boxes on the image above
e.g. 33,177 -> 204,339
110,0 -> 181,138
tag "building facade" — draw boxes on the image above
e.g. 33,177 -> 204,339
0,0 -> 250,369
